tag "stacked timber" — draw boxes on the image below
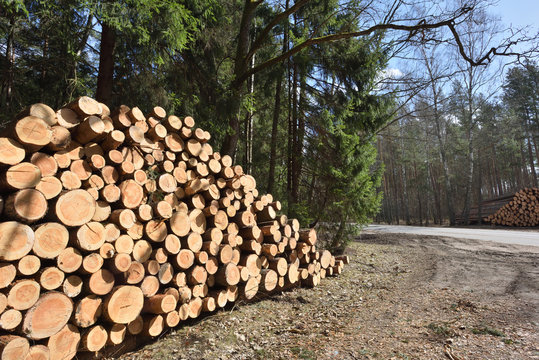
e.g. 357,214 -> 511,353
485,187 -> 539,226
0,97 -> 346,360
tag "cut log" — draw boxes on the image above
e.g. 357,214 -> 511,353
140,276 -> 160,298
123,261 -> 145,284
73,295 -> 102,328
73,221 -> 106,251
127,315 -> 143,335
268,257 -> 288,277
57,247 -> 82,273
7,280 -> 40,311
187,265 -> 207,285
103,286 -> 144,324
0,138 -> 25,168
215,263 -> 240,286
87,269 -> 115,296
47,323 -> 80,360
68,96 -> 101,116
174,249 -> 195,271
17,254 -> 40,275
0,221 -> 34,261
143,314 -> 164,337
0,335 -> 30,360
54,190 -> 96,227
63,275 -> 83,298
25,344 -> 50,360
169,211 -> 190,237
11,116 -> 52,152
81,253 -> 104,274
0,263 -> 16,289
107,323 -> 127,346
35,176 -> 62,200
81,324 -> 108,352
1,163 -> 41,191
22,291 -> 73,340
260,269 -> 278,292
143,294 -> 177,314
38,266 -> 64,290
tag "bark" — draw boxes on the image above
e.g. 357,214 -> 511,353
267,74 -> 283,194
96,21 -> 116,104
220,0 -> 259,157
3,14 -> 15,111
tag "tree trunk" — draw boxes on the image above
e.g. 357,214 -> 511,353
221,0 -> 259,157
267,76 -> 282,194
96,21 -> 116,104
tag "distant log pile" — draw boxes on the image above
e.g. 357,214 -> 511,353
0,97 -> 348,360
485,188 -> 539,227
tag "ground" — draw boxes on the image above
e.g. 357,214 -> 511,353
109,232 -> 539,360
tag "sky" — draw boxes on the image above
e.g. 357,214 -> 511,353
493,0 -> 539,31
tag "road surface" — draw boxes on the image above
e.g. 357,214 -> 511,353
367,224 -> 539,248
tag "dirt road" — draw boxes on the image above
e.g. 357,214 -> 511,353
368,224 -> 539,247
109,232 -> 538,360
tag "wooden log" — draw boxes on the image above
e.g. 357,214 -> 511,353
10,116 -> 52,152
38,266 -> 64,290
0,335 -> 30,360
215,263 -> 240,286
140,276 -> 160,298
127,315 -> 144,335
7,279 -> 40,311
163,234 -> 181,255
18,254 -> 40,276
47,323 -> 80,360
81,324 -> 108,352
22,291 -> 73,340
143,314 -> 165,337
107,323 -> 127,346
53,189 -> 96,227
72,221 -> 105,252
103,286 -> 144,324
143,294 -> 177,314
239,254 -> 262,277
25,344 -> 50,360
187,265 -> 207,285
145,220 -> 168,243
0,138 -> 25,167
240,277 -> 259,300
0,309 -> 22,331
34,176 -> 62,200
68,96 -> 101,116
57,247 -> 82,273
0,263 -> 16,289
81,253 -> 104,274
63,275 -> 83,298
259,269 -> 278,292
170,210 -> 190,237
110,209 -> 136,231
0,221 -> 34,261
87,269 -> 115,296
72,295 -> 102,328
158,262 -> 173,285
118,180 -> 144,209
268,257 -> 288,277
59,170 -> 82,190
1,162 -> 41,191
123,261 -> 145,284
174,249 -> 195,270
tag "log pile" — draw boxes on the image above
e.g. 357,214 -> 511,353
0,97 -> 347,360
485,188 -> 539,226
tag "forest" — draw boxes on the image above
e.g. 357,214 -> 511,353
1,0 -> 537,249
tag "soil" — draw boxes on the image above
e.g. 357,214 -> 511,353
108,232 -> 539,360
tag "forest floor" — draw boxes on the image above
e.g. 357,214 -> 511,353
107,232 -> 539,360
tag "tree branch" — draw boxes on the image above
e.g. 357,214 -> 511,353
245,0 -> 311,63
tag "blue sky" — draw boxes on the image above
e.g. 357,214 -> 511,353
493,0 -> 538,30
